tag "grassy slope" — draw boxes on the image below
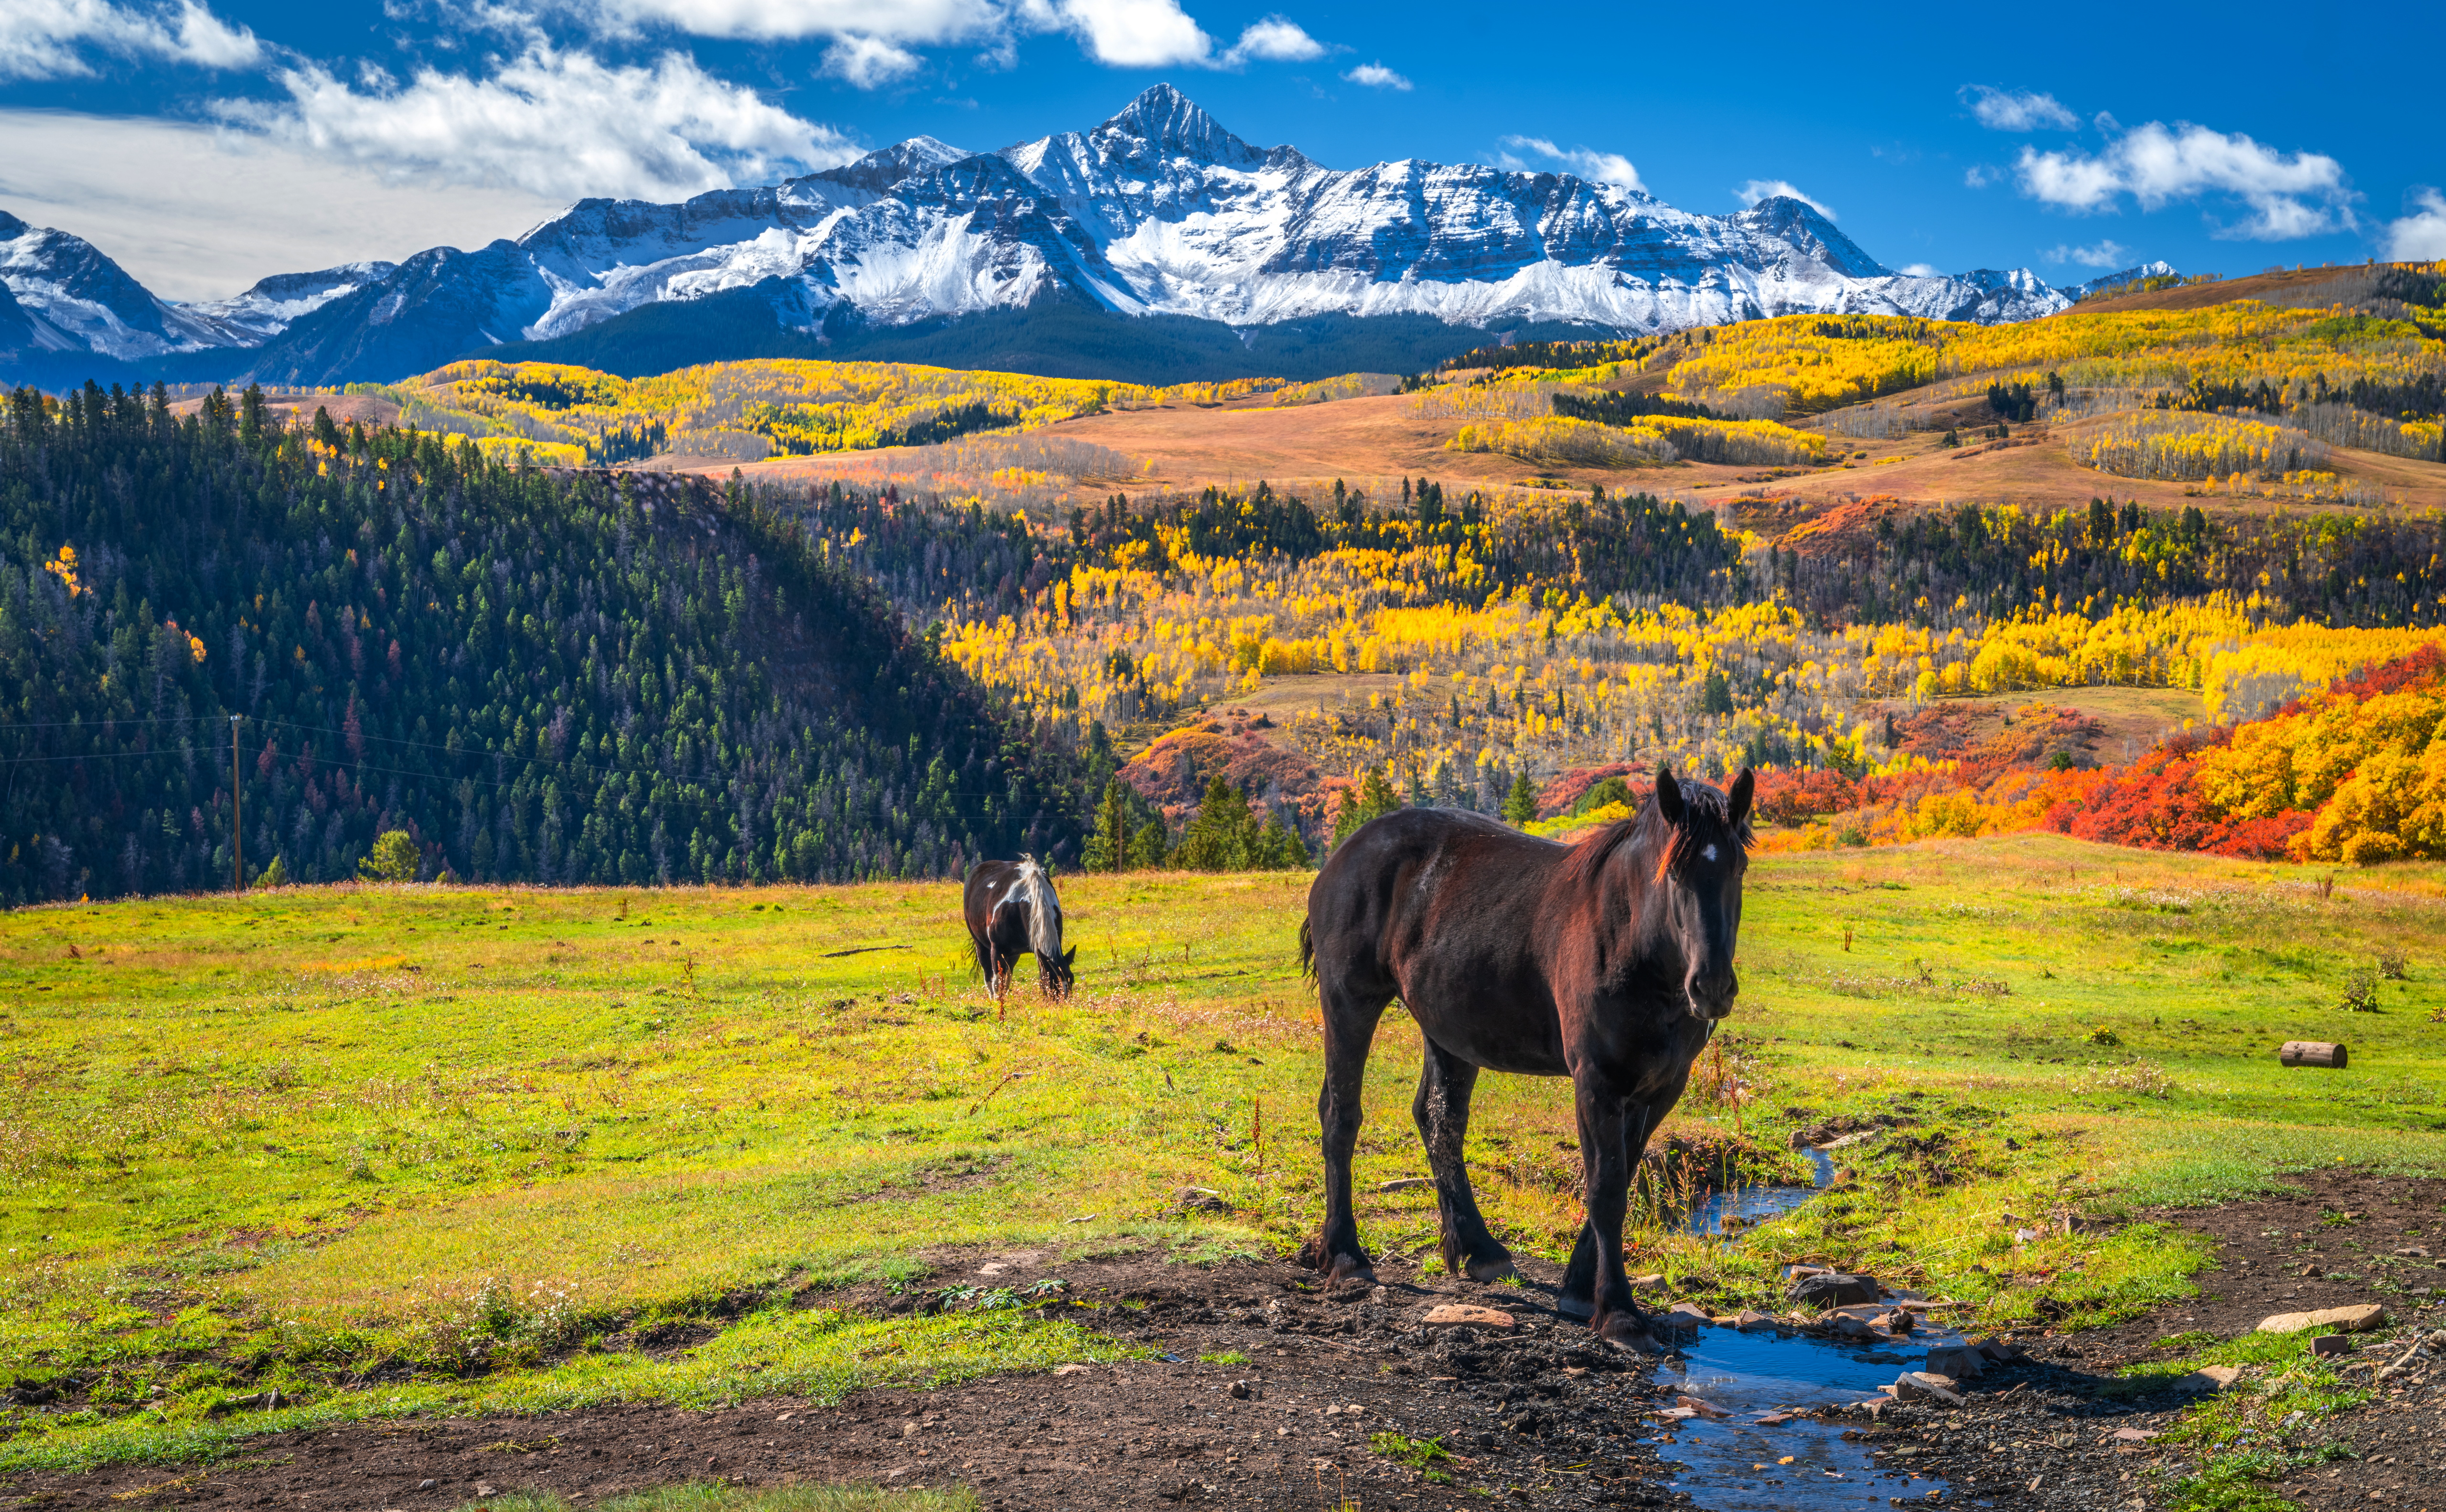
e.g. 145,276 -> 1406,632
4,837 -> 2444,1471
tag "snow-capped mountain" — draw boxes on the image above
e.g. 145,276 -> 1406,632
5,87 -> 2106,386
2061,261 -> 2182,300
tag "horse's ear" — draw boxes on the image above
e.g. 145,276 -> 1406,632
1061,946 -> 1078,968
1655,763 -> 1684,824
1727,767 -> 1755,828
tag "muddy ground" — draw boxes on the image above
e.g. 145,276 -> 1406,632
6,1172 -> 2442,1512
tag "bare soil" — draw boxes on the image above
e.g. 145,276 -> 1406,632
8,1172 -> 2442,1512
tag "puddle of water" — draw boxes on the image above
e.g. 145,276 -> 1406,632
1655,1322 -> 1974,1512
1683,1147 -> 1835,1239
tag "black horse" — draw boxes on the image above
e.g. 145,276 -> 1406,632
1297,764 -> 1753,1345
963,856 -> 1076,998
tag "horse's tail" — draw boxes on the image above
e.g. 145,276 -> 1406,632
1297,916 -> 1316,982
1016,854 -> 1062,959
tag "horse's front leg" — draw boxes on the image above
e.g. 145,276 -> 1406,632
1572,1075 -> 1655,1348
1298,985 -> 1385,1287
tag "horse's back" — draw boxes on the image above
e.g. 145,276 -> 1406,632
964,859 -> 1020,933
1307,808 -> 1558,982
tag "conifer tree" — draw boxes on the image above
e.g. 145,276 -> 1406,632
1502,772 -> 1540,827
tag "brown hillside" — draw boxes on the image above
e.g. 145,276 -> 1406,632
2064,262 -> 2402,315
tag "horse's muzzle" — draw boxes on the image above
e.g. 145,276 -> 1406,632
1685,972 -> 1739,1021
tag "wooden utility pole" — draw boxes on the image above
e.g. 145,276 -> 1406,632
229,715 -> 243,892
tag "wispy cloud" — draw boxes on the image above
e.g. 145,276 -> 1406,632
1735,178 -> 1834,219
0,0 -> 258,80
1498,136 -> 1639,191
2015,119 -> 2355,240
216,44 -> 858,202
1897,262 -> 1942,277
1342,60 -> 1410,90
1960,85 -> 2076,131
2041,239 -> 2132,268
2385,189 -> 2446,260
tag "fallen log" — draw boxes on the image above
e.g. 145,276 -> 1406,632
2279,1041 -> 2346,1069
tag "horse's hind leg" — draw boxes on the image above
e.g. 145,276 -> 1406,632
1299,980 -> 1387,1287
1414,1039 -> 1515,1283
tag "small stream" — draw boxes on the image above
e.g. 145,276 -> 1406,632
1654,1322 -> 1967,1511
1658,1146 -> 1970,1510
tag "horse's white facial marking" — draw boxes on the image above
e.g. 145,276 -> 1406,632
1701,844 -> 1718,862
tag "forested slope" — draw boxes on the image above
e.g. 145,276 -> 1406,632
0,383 -> 1094,904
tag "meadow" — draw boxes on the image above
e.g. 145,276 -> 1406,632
5,835 -> 2444,1481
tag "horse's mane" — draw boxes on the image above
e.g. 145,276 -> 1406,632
1011,855 -> 1064,958
1555,781 -> 1753,894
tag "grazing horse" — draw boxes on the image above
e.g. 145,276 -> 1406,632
964,857 -> 1076,998
1297,764 -> 1754,1346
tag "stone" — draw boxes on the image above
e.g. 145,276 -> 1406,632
2310,1334 -> 2354,1357
1423,1304 -> 1516,1330
1229,1380 -> 1259,1399
1733,1309 -> 1774,1329
1376,1178 -> 1433,1193
1053,1363 -> 1092,1375
1662,1303 -> 1712,1330
2170,1365 -> 2242,1392
2258,1303 -> 2385,1335
1974,1338 -> 2027,1362
1674,1394 -> 1733,1417
1872,1309 -> 1915,1334
1631,1273 -> 1668,1291
2109,1427 -> 2159,1443
1174,1186 -> 1232,1213
1889,1372 -> 1965,1406
1924,1346 -> 1986,1379
1789,1272 -> 1880,1307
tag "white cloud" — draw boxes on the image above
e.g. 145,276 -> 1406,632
1736,178 -> 1834,220
1898,262 -> 1942,277
0,0 -> 259,80
0,108 -> 566,301
1223,15 -> 1322,63
1342,61 -> 1410,90
2016,120 -> 2355,240
1498,135 -> 1640,191
1963,165 -> 1995,189
590,0 -> 1001,44
2042,239 -> 2132,268
1960,85 -> 2076,131
1054,0 -> 1212,66
820,34 -> 923,86
2384,189 -> 2446,260
217,45 -> 859,203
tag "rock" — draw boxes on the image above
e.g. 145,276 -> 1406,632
1632,1273 -> 1668,1291
1228,1379 -> 1261,1399
1423,1304 -> 1515,1330
1376,1178 -> 1432,1193
1662,1303 -> 1712,1330
1369,1285 -> 1389,1305
1789,1272 -> 1880,1307
2109,1427 -> 2158,1443
1889,1372 -> 1965,1406
2279,1040 -> 2346,1069
474,1486 -> 497,1500
1924,1346 -> 1986,1379
1873,1309 -> 1914,1334
1174,1186 -> 1232,1213
2170,1365 -> 2242,1392
1053,1363 -> 1092,1375
2258,1303 -> 2385,1335
1674,1394 -> 1733,1417
2310,1334 -> 2354,1357
2013,1227 -> 2041,1244
1734,1309 -> 1774,1329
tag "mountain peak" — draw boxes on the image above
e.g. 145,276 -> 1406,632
1093,84 -> 1261,166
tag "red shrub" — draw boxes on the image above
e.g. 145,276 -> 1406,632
1750,768 -> 1857,826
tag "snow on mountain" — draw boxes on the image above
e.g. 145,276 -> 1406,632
2061,260 -> 2183,300
184,263 -> 400,345
6,89 -> 2112,384
0,210 -> 240,360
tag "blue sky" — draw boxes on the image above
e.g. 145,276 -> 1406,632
3,0 -> 2440,301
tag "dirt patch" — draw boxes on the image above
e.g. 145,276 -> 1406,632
11,1172 -> 2442,1512
1898,1168 -> 2446,1512
0,1248 -> 1683,1511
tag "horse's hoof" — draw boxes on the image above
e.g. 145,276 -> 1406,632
1465,1254 -> 1518,1284
1595,1321 -> 1664,1355
1324,1256 -> 1378,1288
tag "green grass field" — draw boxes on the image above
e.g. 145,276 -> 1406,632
4,836 -> 2444,1476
